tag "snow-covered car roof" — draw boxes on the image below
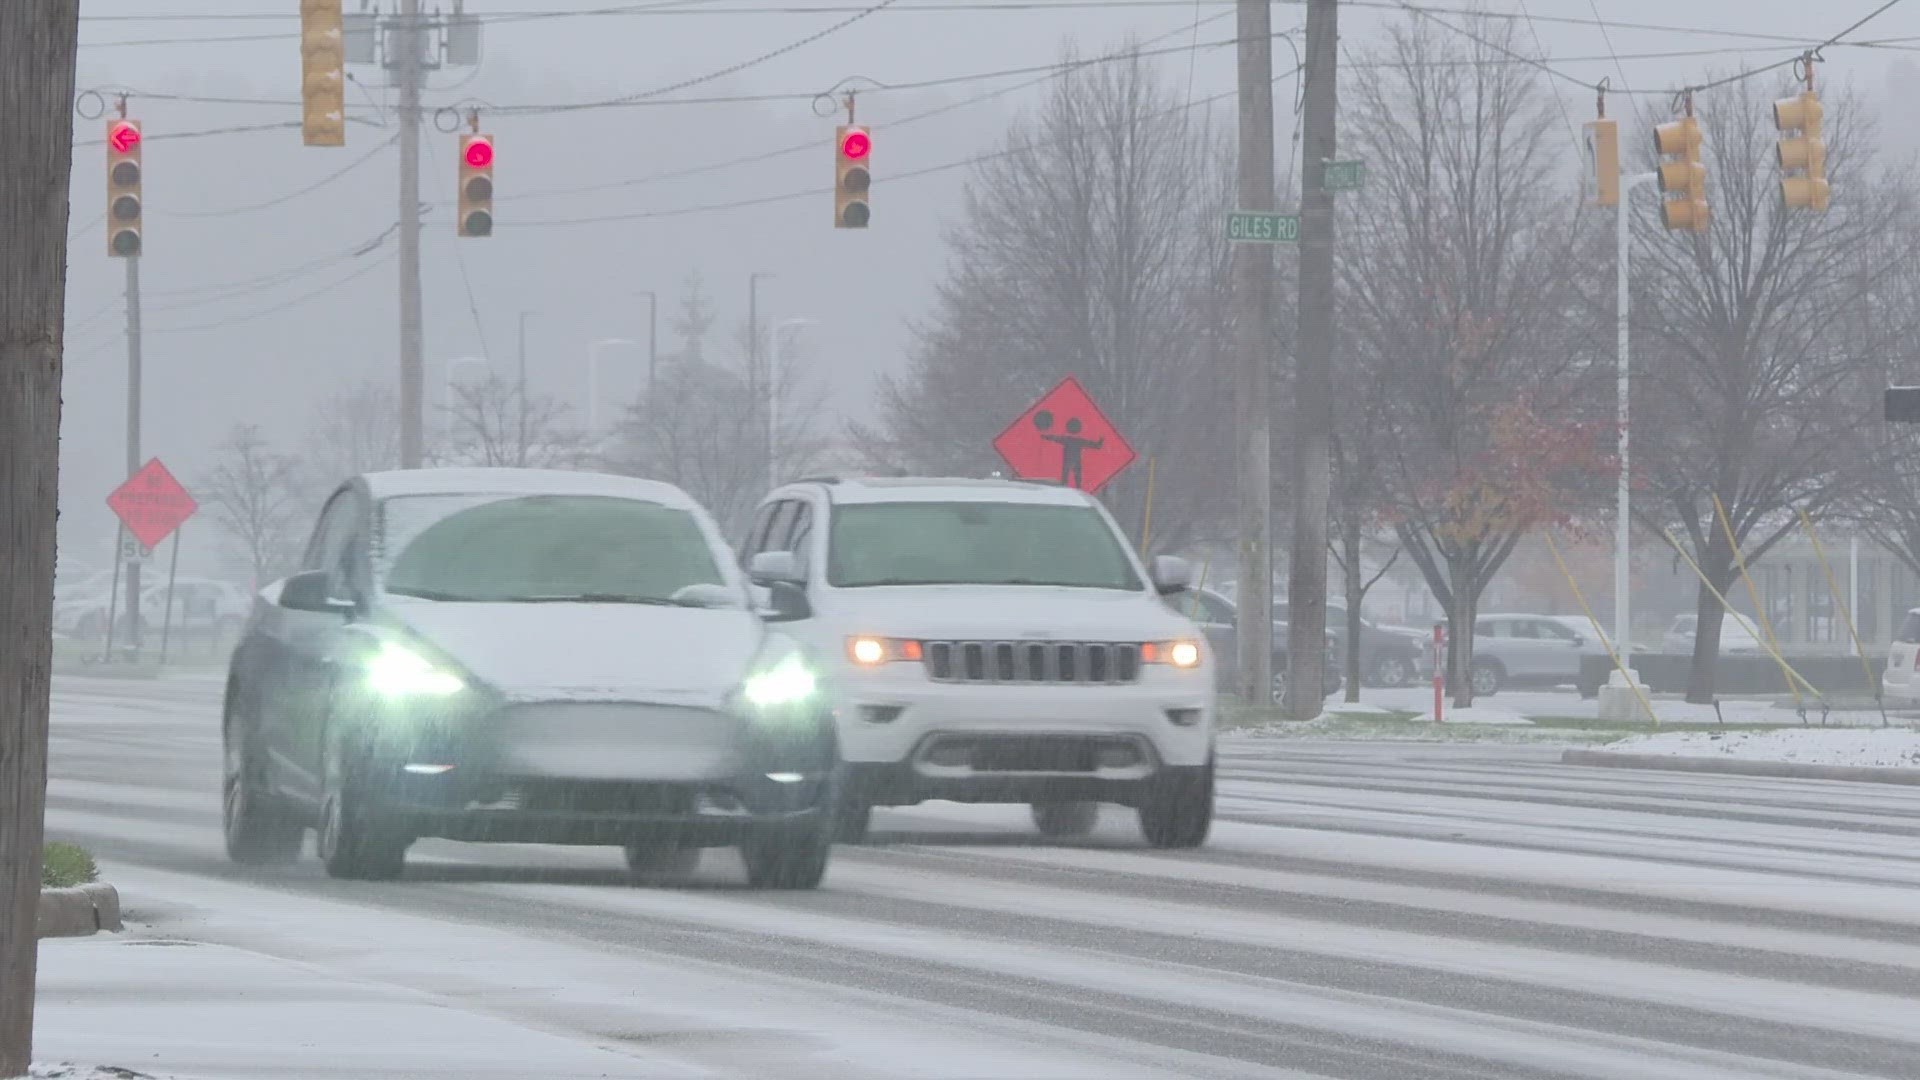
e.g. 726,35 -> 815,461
360,467 -> 703,510
808,475 -> 1094,507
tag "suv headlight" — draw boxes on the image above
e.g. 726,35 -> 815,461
845,636 -> 922,667
1143,640 -> 1203,669
366,643 -> 465,698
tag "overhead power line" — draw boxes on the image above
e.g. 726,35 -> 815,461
157,134 -> 399,217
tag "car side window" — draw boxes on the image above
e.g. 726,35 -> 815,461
1475,619 -> 1497,637
303,491 -> 354,573
1538,620 -> 1578,641
1200,593 -> 1234,625
1509,620 -> 1541,639
784,501 -> 814,559
761,501 -> 799,554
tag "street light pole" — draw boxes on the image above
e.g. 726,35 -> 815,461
1615,171 -> 1656,656
636,291 -> 658,407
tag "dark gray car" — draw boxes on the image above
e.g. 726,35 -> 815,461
221,468 -> 838,888
1172,588 -> 1342,704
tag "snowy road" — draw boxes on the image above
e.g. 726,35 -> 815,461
39,673 -> 1920,1079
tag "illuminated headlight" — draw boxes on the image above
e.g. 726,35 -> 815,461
741,653 -> 817,708
366,643 -> 465,698
845,636 -> 922,666
1143,640 -> 1204,669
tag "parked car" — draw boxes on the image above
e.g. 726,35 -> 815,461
1277,601 -> 1426,686
1882,608 -> 1920,703
1173,589 -> 1342,706
1469,613 -> 1614,696
54,576 -> 251,642
1662,612 -> 1765,656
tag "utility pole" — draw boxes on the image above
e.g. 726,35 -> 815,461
397,0 -> 426,467
1,6 -> 83,1072
1287,0 -> 1338,720
748,272 -> 773,489
1232,0 -> 1276,708
123,253 -> 144,658
517,310 -> 530,462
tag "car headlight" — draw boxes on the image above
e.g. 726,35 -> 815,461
1144,639 -> 1203,669
845,636 -> 923,666
742,652 -> 818,708
366,643 -> 465,698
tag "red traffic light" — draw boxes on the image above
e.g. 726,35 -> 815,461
841,128 -> 870,161
108,121 -> 141,154
464,137 -> 494,169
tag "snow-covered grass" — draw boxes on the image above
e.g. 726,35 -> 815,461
1598,727 -> 1920,769
1228,713 -> 1620,745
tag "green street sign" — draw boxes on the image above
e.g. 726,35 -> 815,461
1322,160 -> 1365,192
1226,211 -> 1300,243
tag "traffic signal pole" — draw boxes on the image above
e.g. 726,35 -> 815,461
1613,170 -> 1654,658
1232,0 -> 1275,709
397,0 -> 426,468
123,252 -> 144,658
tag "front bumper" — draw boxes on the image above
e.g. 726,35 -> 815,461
350,695 -> 835,846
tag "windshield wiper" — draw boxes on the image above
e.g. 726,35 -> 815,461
515,593 -> 683,606
385,586 -> 475,601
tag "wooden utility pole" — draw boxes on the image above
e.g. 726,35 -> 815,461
397,0 -> 426,467
0,5 -> 82,1072
1288,0 -> 1339,719
1232,0 -> 1276,707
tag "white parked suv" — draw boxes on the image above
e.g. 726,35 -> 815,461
739,476 -> 1217,848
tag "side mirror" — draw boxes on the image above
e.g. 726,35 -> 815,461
278,570 -> 355,616
1150,555 -> 1193,596
749,550 -> 805,587
763,581 -> 812,622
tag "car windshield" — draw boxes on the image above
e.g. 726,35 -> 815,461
827,501 -> 1142,590
382,493 -> 728,604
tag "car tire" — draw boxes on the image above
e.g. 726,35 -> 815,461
316,734 -> 408,881
222,706 -> 302,866
1138,759 -> 1213,849
741,817 -> 832,890
1370,656 -> 1412,687
1031,800 -> 1098,838
1471,659 -> 1504,697
623,843 -> 700,876
832,801 -> 873,843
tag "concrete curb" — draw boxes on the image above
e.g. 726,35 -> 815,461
1561,749 -> 1920,786
37,882 -> 123,938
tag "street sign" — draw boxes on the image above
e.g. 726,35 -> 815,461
993,376 -> 1137,494
118,534 -> 151,566
1322,159 -> 1365,192
1226,210 -> 1300,243
107,457 -> 198,551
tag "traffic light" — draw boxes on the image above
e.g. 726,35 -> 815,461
1653,115 -> 1708,233
105,119 -> 142,258
300,0 -> 345,147
1774,90 -> 1829,212
836,125 -> 870,229
457,134 -> 494,237
1584,117 -> 1619,208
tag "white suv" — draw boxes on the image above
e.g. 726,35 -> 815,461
739,476 -> 1217,848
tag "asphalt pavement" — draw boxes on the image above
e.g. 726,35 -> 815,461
36,672 -> 1920,1079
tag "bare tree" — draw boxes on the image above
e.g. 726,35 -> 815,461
300,377 -> 402,504
1340,17 -> 1612,707
860,46 -> 1238,555
1328,428 -> 1401,700
1631,78 -> 1908,702
1,5 -> 81,1071
436,373 -> 590,469
201,424 -> 304,583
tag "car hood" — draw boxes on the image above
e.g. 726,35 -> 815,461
383,597 -> 769,706
822,585 -> 1194,640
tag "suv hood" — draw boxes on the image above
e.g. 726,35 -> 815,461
385,598 -> 768,705
823,584 -> 1194,640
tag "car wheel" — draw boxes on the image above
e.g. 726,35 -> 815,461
1471,659 -> 1504,697
316,733 -> 408,881
1371,656 -> 1412,687
222,707 -> 302,866
1031,800 -> 1098,838
1138,759 -> 1213,849
832,801 -> 873,843
741,816 -> 832,890
623,843 -> 700,876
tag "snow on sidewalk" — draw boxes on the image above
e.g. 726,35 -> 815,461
32,934 -> 698,1080
1598,727 -> 1920,769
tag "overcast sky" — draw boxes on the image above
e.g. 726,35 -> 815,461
57,0 -> 1920,573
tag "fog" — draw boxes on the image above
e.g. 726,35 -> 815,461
58,0 -> 1920,577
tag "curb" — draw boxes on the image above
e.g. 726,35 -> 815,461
1561,749 -> 1920,786
37,882 -> 123,938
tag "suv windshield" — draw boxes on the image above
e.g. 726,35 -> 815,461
827,501 -> 1143,590
382,494 -> 727,604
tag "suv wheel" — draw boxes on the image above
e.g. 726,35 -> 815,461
316,735 -> 408,881
1138,759 -> 1213,849
1471,659 -> 1504,697
1031,800 -> 1098,838
1370,656 -> 1412,687
223,710 -> 302,865
741,817 -> 832,890
623,843 -> 700,876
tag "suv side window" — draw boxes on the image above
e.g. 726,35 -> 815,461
741,501 -> 780,562
784,501 -> 815,559
303,489 -> 355,572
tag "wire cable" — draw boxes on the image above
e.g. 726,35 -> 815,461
158,134 -> 399,217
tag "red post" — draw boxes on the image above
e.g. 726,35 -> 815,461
1432,623 -> 1447,723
